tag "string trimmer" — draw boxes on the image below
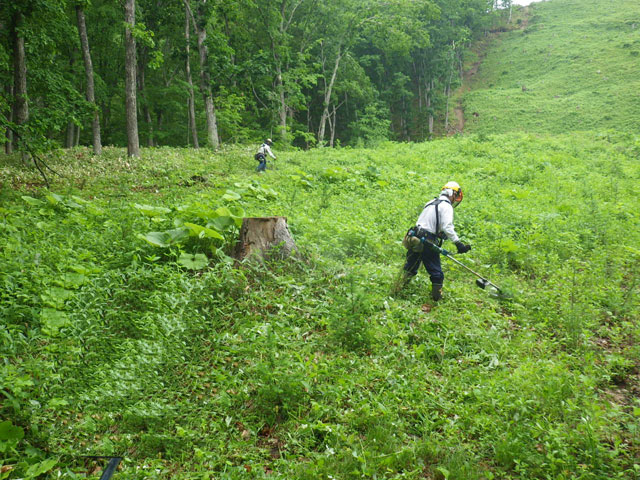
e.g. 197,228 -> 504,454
425,241 -> 503,295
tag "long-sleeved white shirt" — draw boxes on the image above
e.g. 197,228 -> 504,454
415,194 -> 459,243
258,143 -> 276,159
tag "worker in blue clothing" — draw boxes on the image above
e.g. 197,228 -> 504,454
255,139 -> 276,172
402,181 -> 471,301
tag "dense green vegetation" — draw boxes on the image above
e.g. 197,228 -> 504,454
0,0 -> 512,152
2,0 -> 640,478
1,131 -> 639,478
462,0 -> 640,134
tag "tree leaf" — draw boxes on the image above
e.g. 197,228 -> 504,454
41,309 -> 70,336
45,193 -> 64,205
221,190 -> 241,202
138,232 -> 170,247
132,203 -> 172,217
0,421 -> 24,441
21,195 -> 44,206
56,273 -> 86,289
178,253 -> 209,270
227,206 -> 245,226
25,458 -> 58,478
436,467 -> 450,479
183,222 -> 224,240
137,228 -> 189,247
48,398 -> 69,410
41,287 -> 74,309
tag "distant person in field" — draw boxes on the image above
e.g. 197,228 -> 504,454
401,181 -> 471,301
255,138 -> 276,172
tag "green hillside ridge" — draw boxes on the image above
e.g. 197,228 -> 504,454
1,132 -> 639,478
461,0 -> 640,134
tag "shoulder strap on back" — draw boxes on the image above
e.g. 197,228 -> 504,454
434,197 -> 451,236
422,197 -> 443,235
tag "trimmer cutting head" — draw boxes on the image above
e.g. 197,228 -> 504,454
424,240 -> 509,299
476,277 -> 512,300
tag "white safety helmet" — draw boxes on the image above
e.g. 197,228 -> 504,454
442,181 -> 463,207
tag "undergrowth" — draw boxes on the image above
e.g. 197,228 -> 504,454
1,132 -> 639,479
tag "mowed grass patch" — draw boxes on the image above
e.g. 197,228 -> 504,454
462,0 -> 640,134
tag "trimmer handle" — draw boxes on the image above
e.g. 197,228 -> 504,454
420,237 -> 450,256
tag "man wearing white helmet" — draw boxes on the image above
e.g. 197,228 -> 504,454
255,138 -> 276,172
402,181 -> 471,301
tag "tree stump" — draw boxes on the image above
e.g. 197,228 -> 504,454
232,216 -> 298,261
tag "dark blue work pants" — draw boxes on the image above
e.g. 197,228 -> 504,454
404,246 -> 444,285
256,154 -> 267,172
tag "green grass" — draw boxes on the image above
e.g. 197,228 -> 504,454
2,1 -> 640,477
462,0 -> 640,134
1,133 -> 639,479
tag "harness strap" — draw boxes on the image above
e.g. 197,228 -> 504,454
419,197 -> 451,246
423,197 -> 445,236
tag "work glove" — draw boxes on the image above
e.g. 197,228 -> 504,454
455,241 -> 471,254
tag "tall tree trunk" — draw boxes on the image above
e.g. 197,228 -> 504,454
184,0 -> 219,149
262,0 -> 306,144
270,11 -> 287,143
75,124 -> 81,146
427,79 -> 434,136
5,83 -> 13,154
418,74 -> 422,111
66,54 -> 76,148
185,2 -> 199,148
444,82 -> 451,130
66,122 -> 75,148
317,45 -> 343,146
124,0 -> 140,157
197,27 -> 219,149
329,103 -> 337,148
305,102 -> 311,149
402,96 -> 409,141
12,12 -> 28,136
137,50 -> 154,147
144,106 -> 153,147
275,62 -> 287,142
102,101 -> 110,131
76,5 -> 102,155
418,72 -> 424,139
222,13 -> 237,88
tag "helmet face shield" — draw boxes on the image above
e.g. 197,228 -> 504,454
442,181 -> 463,207
451,189 -> 463,207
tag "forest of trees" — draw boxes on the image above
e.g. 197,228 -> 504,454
0,0 -> 512,156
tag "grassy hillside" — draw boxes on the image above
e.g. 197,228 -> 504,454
461,0 -> 640,134
1,134 -> 639,479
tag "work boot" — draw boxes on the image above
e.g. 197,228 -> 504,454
431,283 -> 443,301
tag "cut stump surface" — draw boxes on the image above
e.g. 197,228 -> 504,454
233,216 -> 298,261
